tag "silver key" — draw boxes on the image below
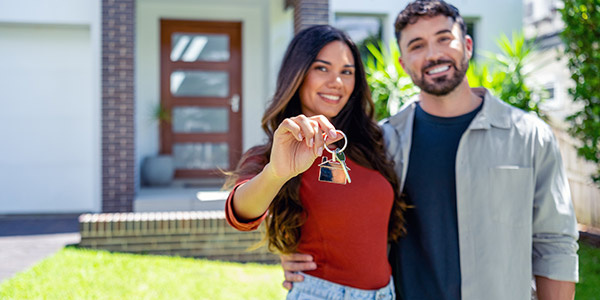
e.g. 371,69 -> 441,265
334,148 -> 351,183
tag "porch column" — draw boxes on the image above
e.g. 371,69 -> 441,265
101,0 -> 135,212
287,0 -> 330,34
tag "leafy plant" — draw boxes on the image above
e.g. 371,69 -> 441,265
364,39 -> 418,120
467,32 -> 545,117
486,32 -> 543,116
560,0 -> 600,186
153,103 -> 171,123
363,32 -> 543,121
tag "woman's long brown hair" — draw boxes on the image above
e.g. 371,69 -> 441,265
225,25 -> 405,254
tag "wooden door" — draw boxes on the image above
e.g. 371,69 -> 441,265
160,20 -> 242,178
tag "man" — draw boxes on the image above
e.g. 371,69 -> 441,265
281,1 -> 579,299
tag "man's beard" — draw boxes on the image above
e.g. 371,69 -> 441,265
409,56 -> 469,96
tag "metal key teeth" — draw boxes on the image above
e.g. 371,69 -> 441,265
334,148 -> 351,183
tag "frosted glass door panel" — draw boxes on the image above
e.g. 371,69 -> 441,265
172,107 -> 228,133
171,33 -> 229,62
173,143 -> 229,169
170,70 -> 228,97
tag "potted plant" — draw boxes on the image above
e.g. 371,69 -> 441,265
141,103 -> 175,186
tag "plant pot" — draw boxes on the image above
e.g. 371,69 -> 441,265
141,155 -> 175,186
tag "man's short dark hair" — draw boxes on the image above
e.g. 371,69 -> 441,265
394,0 -> 467,43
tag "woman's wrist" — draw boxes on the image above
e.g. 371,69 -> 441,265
262,162 -> 292,186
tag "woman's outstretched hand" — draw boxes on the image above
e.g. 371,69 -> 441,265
266,115 -> 339,181
230,114 -> 341,221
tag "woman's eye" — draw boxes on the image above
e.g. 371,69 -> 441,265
342,70 -> 353,75
316,66 -> 327,72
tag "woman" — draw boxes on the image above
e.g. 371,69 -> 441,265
224,25 -> 404,299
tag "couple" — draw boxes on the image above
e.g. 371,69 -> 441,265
225,1 -> 579,299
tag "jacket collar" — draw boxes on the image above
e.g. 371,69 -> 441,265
468,87 -> 512,130
388,87 -> 512,130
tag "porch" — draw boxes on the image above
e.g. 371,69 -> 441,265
135,182 -> 228,212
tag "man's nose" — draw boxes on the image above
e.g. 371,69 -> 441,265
425,44 -> 444,62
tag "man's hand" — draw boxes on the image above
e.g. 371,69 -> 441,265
280,253 -> 317,290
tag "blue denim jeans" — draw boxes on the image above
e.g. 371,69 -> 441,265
286,272 -> 395,300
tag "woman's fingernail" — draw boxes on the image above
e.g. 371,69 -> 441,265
318,147 -> 323,156
298,133 -> 303,141
329,129 -> 337,138
309,138 -> 314,147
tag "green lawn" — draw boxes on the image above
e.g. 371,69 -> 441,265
577,241 -> 600,300
0,247 -> 287,300
1,242 -> 599,299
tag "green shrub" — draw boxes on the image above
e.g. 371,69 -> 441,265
364,32 -> 543,121
477,32 -> 544,117
560,0 -> 600,186
364,40 -> 418,120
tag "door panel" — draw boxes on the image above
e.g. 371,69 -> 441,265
160,20 -> 242,178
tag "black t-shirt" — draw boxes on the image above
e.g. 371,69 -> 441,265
390,101 -> 482,300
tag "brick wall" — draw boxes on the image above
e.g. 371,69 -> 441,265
78,211 -> 279,263
290,0 -> 329,33
102,0 -> 136,212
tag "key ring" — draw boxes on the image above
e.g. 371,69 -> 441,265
323,130 -> 347,153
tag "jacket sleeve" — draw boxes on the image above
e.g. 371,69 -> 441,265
379,120 -> 400,162
531,126 -> 579,282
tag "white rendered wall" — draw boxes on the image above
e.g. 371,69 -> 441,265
135,0 -> 292,188
0,0 -> 93,25
0,21 -> 101,213
330,0 -> 523,57
267,0 -> 295,103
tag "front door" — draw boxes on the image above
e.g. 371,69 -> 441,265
160,20 -> 242,179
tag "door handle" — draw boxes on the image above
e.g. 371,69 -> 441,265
230,94 -> 240,113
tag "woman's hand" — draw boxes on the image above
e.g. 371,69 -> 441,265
266,115 -> 339,181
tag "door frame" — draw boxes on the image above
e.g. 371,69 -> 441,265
159,19 -> 243,178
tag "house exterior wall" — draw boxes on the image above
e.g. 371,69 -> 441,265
292,0 -> 329,33
0,0 -> 532,214
102,0 -> 135,212
330,0 -> 523,57
524,0 -> 600,229
0,0 -> 101,214
135,0 -> 293,192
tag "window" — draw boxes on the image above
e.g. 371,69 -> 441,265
334,14 -> 384,60
525,2 -> 534,18
464,19 -> 477,59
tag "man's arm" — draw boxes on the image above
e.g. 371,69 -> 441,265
535,276 -> 575,300
532,125 -> 579,289
280,253 -> 316,290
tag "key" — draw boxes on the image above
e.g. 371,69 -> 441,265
334,148 -> 351,183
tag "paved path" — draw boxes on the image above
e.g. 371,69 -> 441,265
0,214 -> 81,283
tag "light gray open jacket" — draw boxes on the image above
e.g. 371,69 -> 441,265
380,88 -> 579,300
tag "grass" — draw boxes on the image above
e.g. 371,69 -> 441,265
0,247 -> 287,300
576,241 -> 600,300
0,241 -> 599,299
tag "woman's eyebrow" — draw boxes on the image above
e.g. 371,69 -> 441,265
314,59 -> 355,68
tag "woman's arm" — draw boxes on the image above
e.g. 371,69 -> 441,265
231,162 -> 292,220
231,114 -> 338,220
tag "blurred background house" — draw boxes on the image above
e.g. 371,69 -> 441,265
523,0 -> 600,229
0,0 -> 596,230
